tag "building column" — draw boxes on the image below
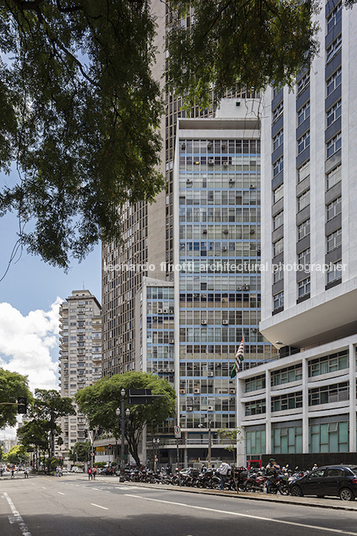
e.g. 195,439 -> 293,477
236,376 -> 246,466
266,369 -> 271,454
349,343 -> 356,452
302,357 -> 309,453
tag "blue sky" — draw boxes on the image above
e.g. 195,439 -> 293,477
0,206 -> 102,438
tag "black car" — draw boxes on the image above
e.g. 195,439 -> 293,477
289,465 -> 357,501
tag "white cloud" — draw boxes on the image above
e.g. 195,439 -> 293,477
0,298 -> 62,392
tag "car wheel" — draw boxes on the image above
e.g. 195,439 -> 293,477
290,485 -> 303,497
340,488 -> 354,501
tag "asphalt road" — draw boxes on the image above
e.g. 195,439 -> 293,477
1,475 -> 357,536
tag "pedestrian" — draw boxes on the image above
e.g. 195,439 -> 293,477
217,461 -> 231,490
11,468 -> 15,478
92,467 -> 97,480
266,458 -> 280,474
88,467 -> 92,480
24,469 -> 28,479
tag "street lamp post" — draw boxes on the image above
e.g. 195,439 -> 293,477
153,438 -> 160,472
115,407 -> 120,464
120,389 -> 125,482
207,420 -> 212,468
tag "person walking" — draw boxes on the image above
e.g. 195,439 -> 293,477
217,461 -> 231,490
24,468 -> 28,479
88,467 -> 92,480
92,467 -> 97,480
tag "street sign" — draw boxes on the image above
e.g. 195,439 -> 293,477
128,389 -> 153,405
174,425 -> 181,438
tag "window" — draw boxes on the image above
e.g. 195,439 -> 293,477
272,391 -> 302,412
271,364 -> 302,386
273,238 -> 284,256
308,351 -> 348,378
245,399 -> 266,416
327,100 -> 341,127
245,375 -> 266,393
327,132 -> 341,158
273,291 -> 284,310
298,276 -> 310,297
297,73 -> 310,95
309,382 -> 349,405
273,156 -> 284,177
273,211 -> 283,230
326,165 -> 341,189
326,228 -> 342,252
298,101 -> 310,125
272,102 -> 283,124
298,219 -> 310,240
273,130 -> 283,150
298,248 -> 310,266
297,190 -> 310,212
326,35 -> 342,63
327,3 -> 342,33
297,161 -> 310,183
273,264 -> 284,283
273,183 -> 284,203
298,131 -> 310,154
327,260 -> 343,284
326,197 -> 341,221
327,68 -> 341,96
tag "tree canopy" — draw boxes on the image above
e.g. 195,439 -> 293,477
166,0 -> 321,109
76,371 -> 176,466
0,0 -> 163,268
0,368 -> 32,428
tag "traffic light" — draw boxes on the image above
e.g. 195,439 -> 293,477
17,397 -> 27,414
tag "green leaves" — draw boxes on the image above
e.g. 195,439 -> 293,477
0,0 -> 164,268
0,368 -> 31,428
166,0 -> 320,108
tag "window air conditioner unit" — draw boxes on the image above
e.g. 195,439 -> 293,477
180,389 -> 186,394
207,143 -> 213,150
208,159 -> 214,165
222,320 -> 228,325
223,229 -> 228,234
208,406 -> 214,411
181,143 -> 186,150
250,184 -> 256,189
194,293 -> 200,298
208,371 -> 214,377
229,389 -> 236,394
250,229 -> 255,234
201,320 -> 207,325
222,247 -> 227,251
194,388 -> 200,394
187,406 -> 193,411
186,179 -> 192,184
157,309 -> 163,313
229,178 -> 235,182
169,307 -> 174,313
163,308 -> 169,313
243,284 -> 250,290
237,286 -> 242,290
202,229 -> 207,234
169,339 -> 175,344
194,161 -> 200,165
223,161 -> 228,166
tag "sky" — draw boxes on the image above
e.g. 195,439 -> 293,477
0,208 -> 102,439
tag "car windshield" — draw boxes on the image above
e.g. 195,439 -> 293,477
348,466 -> 357,476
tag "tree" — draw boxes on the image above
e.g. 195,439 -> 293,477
76,371 -> 176,467
217,427 -> 244,465
69,440 -> 91,462
18,389 -> 76,469
0,368 -> 32,429
3,444 -> 29,465
166,0 -> 320,109
0,0 -> 164,269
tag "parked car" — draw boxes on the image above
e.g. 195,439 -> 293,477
289,465 -> 357,501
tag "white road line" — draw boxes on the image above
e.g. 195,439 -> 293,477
90,503 -> 108,510
58,492 -> 65,495
2,492 -> 32,536
124,494 -> 357,536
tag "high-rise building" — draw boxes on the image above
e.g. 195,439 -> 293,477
237,1 -> 357,467
101,4 -> 276,466
58,290 -> 101,453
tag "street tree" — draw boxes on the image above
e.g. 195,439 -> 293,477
217,427 -> 244,465
69,440 -> 91,463
0,0 -> 163,269
166,0 -> 355,109
76,371 -> 176,467
18,389 -> 76,469
0,368 -> 32,429
3,444 -> 29,465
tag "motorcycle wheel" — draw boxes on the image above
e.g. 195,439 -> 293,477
279,485 -> 290,496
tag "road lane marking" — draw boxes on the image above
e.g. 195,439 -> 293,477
58,492 -> 65,495
124,494 -> 357,536
2,492 -> 32,536
90,503 -> 108,510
